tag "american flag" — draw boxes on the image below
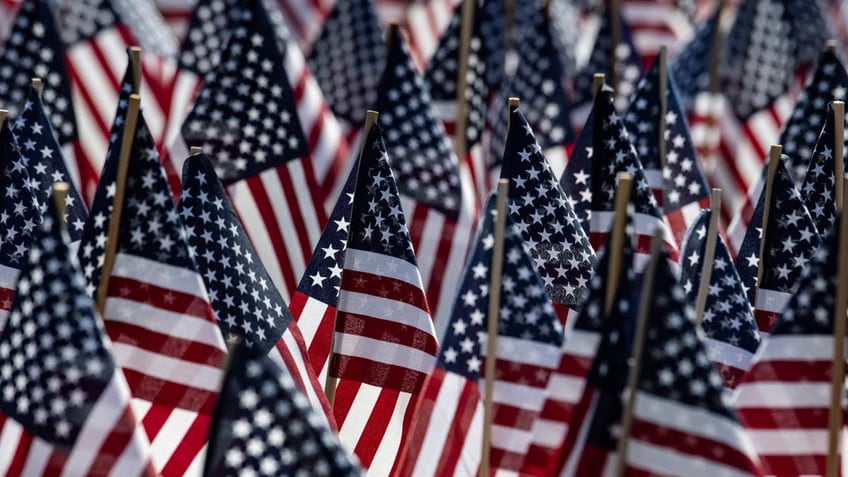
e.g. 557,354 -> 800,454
487,0 -> 574,181
170,0 -> 351,300
204,343 -> 362,477
373,26 -> 476,332
800,101 -> 844,236
624,56 -> 711,244
561,87 -> 679,268
0,0 -> 78,183
99,112 -> 227,476
679,210 -> 761,388
498,105 -> 595,324
727,46 -> 848,254
397,194 -> 564,476
623,250 -> 763,476
734,157 -> 820,334
620,0 -> 694,67
329,124 -> 438,476
547,227 -> 641,476
733,212 -> 842,476
0,196 -> 156,476
0,121 -> 42,332
177,152 -> 334,424
10,86 -> 88,246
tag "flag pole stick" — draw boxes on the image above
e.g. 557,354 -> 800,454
607,0 -> 621,91
480,178 -> 510,477
0,109 -> 7,126
657,47 -> 668,170
96,94 -> 141,316
190,146 -> 202,156
453,0 -> 476,164
695,189 -> 722,324
593,73 -> 605,99
827,174 -> 848,477
52,182 -> 69,229
616,227 -> 664,477
31,78 -> 42,95
323,110 -> 380,406
129,46 -> 142,95
834,101 -> 844,211
605,173 -> 633,317
756,145 -> 782,293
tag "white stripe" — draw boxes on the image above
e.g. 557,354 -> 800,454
453,398 -> 484,477
112,342 -> 223,392
338,291 -> 432,332
147,406 -> 201,472
332,332 -> 436,375
705,339 -> 754,372
276,329 -> 328,423
755,335 -> 834,361
544,373 -> 586,405
258,168 -> 307,286
490,423 -> 532,454
60,144 -> 84,198
293,295 -> 330,353
164,73 -> 200,149
492,380 -> 548,412
0,416 -> 23,475
338,383 -> 381,454
110,388 -> 155,477
104,297 -> 225,350
68,44 -> 119,131
544,146 -> 568,185
0,263 -> 19,289
181,446 -> 206,477
400,198 -> 439,296
344,248 -> 426,289
489,335 -> 562,368
744,429 -> 828,456
643,169 -> 663,190
734,382 -> 830,408
627,440 -> 754,477
20,437 -> 51,476
368,391 -> 413,477
755,288 -> 791,314
563,329 -> 602,358
286,159 -> 322,251
111,253 -> 210,300
530,418 -> 568,447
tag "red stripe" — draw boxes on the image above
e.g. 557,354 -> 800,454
334,310 -> 438,356
272,328 -> 336,429
738,406 -> 830,429
331,354 -> 429,393
107,276 -> 214,320
754,308 -> 781,333
491,401 -> 540,432
741,359 -> 832,383
340,269 -> 430,313
91,403 -> 151,476
290,292 -> 335,373
42,447 -> 68,477
121,368 -> 219,415
489,447 -> 528,472
265,167 -> 314,269
394,369 -> 445,476
713,361 -> 747,389
329,378 -> 359,429
758,454 -> 826,476
574,442 -> 611,476
492,358 -> 554,387
422,213 -> 459,320
3,414 -> 32,477
547,388 -> 597,475
65,63 -> 111,142
352,388 -> 400,468
159,414 -> 211,476
0,285 -> 15,311
106,321 -> 226,367
72,140 -> 101,206
138,402 -> 171,444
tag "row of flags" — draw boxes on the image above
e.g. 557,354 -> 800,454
0,0 -> 848,475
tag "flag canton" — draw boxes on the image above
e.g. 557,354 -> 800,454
639,256 -> 734,419
424,3 -> 488,147
547,0 -> 580,81
0,125 -> 42,270
624,61 -> 665,171
670,9 -> 717,111
779,50 -> 848,185
207,345 -> 362,476
662,79 -> 710,212
680,211 -> 760,355
54,0 -> 118,45
721,0 -> 795,120
0,0 -> 77,145
373,28 -> 462,219
295,160 -> 356,305
479,0 -> 505,89
772,214 -> 839,336
571,12 -> 642,110
0,206 -> 115,451
307,0 -> 384,126
500,108 -> 595,306
801,102 -> 841,236
180,154 -> 292,352
347,126 -> 417,265
178,0 -> 241,75
784,0 -> 832,68
11,87 -> 88,241
559,110 -> 594,230
182,2 -> 309,184
117,116 -> 194,269
437,197 -> 564,379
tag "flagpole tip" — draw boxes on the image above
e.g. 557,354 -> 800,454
593,73 -> 605,97
31,78 -> 42,94
827,39 -> 837,52
508,97 -> 520,108
52,182 -> 69,227
190,146 -> 202,156
0,109 -> 7,127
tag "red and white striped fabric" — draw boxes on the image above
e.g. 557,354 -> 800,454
590,210 -> 678,272
621,0 -> 694,67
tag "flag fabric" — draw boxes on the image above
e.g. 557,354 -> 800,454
679,210 -> 761,388
499,105 -> 595,325
734,158 -> 820,334
10,86 -> 88,245
727,46 -> 848,253
178,152 -> 334,423
372,26 -> 476,332
396,194 -> 564,476
204,343 -> 362,477
799,101 -> 844,236
99,112 -> 227,476
733,211 -> 843,476
623,249 -> 763,476
0,121 -> 42,332
524,219 -> 636,475
620,0 -> 693,67
561,87 -> 679,268
328,124 -> 438,476
624,56 -> 711,244
0,194 -> 156,476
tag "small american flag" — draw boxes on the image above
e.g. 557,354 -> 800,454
733,212 -> 842,475
10,86 -> 88,245
329,124 -> 438,476
679,210 -> 761,388
397,195 -> 564,476
799,101 -> 843,236
734,157 -> 820,334
623,250 -> 763,476
0,195 -> 156,476
204,343 -> 362,477
178,152 -> 334,424
100,113 -> 227,476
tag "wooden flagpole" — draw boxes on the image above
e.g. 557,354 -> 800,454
323,110 -> 380,406
129,46 -> 141,95
826,174 -> 848,477
453,0 -> 476,163
31,78 -> 42,95
834,101 -> 844,211
657,47 -> 668,170
480,178 -> 510,477
0,109 -> 7,127
607,0 -> 621,91
605,173 -> 633,317
616,227 -> 664,477
593,73 -> 606,99
695,189 -> 722,324
52,182 -> 69,229
756,145 -> 782,292
95,94 -> 141,316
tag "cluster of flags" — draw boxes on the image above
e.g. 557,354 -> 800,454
2,0 -> 848,476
